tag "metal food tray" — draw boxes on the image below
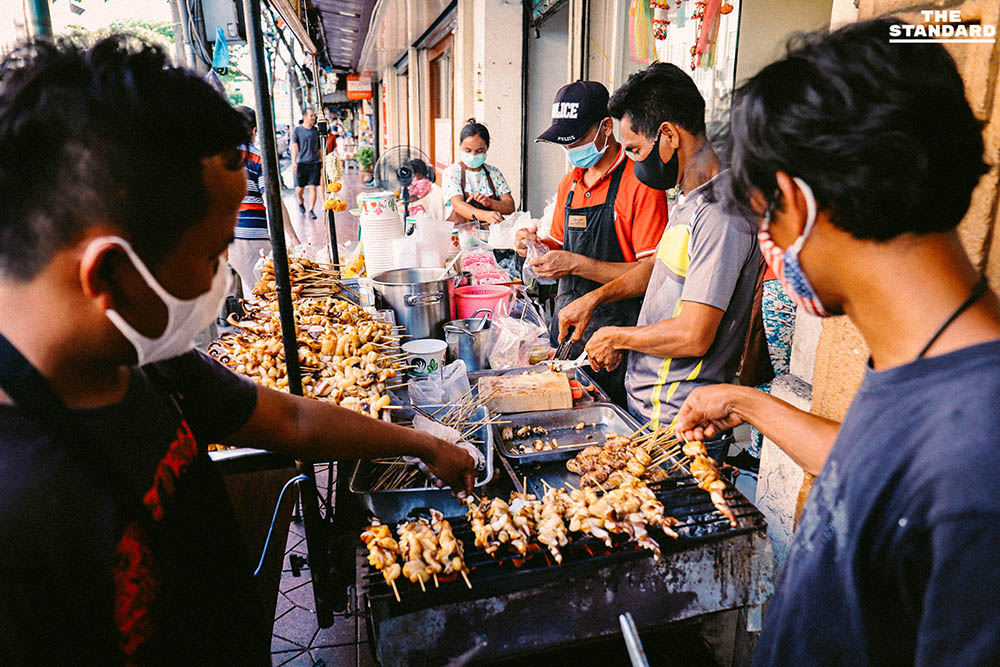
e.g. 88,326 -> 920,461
496,403 -> 641,464
349,404 -> 494,523
468,364 -> 611,405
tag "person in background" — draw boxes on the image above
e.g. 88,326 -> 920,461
515,80 -> 669,406
676,19 -> 1000,664
443,118 -> 516,225
738,266 -> 795,473
292,106 -> 321,219
0,37 -> 475,666
229,105 -> 300,297
325,108 -> 339,156
558,63 -> 759,437
406,159 -> 446,222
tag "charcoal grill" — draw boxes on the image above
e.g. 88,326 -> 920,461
359,472 -> 773,666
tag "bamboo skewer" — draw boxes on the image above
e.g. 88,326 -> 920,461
390,579 -> 401,602
461,570 -> 473,590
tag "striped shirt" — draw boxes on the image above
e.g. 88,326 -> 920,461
235,143 -> 269,241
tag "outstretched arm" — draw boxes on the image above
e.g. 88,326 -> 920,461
226,387 -> 476,494
675,384 -> 840,475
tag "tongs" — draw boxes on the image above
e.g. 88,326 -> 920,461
547,349 -> 590,372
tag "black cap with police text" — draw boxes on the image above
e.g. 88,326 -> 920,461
536,80 -> 610,145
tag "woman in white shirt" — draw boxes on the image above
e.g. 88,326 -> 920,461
442,119 -> 516,224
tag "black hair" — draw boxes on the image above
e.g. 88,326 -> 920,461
459,118 -> 490,147
730,18 -> 988,241
236,105 -> 256,135
608,62 -> 706,138
0,36 -> 249,281
407,158 -> 431,180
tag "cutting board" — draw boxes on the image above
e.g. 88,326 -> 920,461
477,371 -> 573,413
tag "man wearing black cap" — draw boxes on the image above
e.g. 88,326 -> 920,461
517,81 -> 669,405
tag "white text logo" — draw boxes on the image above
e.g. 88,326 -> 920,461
889,11 -> 996,43
552,102 -> 580,119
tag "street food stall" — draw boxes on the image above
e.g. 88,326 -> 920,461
209,218 -> 772,663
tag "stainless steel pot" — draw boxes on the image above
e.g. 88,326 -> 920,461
371,268 -> 457,339
444,309 -> 492,371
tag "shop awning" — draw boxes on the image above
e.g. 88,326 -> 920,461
311,0 -> 375,72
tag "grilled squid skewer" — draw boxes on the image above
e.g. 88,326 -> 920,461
360,522 -> 402,600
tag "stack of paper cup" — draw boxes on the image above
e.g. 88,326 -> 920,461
359,191 -> 404,277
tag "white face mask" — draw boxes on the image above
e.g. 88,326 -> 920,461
94,236 -> 232,366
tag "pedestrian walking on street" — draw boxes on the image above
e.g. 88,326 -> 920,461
292,106 -> 321,219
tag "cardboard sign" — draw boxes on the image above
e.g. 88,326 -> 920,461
346,74 -> 373,100
568,215 -> 588,229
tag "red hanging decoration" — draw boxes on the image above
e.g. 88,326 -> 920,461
650,1 -> 671,41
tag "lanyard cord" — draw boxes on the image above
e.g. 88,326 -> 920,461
916,274 -> 989,359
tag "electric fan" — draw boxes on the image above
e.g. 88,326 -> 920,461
372,145 -> 436,228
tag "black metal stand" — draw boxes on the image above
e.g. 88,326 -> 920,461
316,117 -> 341,265
242,0 -> 335,629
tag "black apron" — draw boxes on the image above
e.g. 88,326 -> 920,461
549,159 -> 642,406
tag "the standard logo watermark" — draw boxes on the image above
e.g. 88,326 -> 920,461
889,10 -> 996,43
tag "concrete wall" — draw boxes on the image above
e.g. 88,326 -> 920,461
525,3 -> 570,216
734,0 -> 834,83
470,0 -> 525,206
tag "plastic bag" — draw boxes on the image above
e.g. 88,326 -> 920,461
408,360 -> 472,406
520,240 -> 557,286
406,413 -> 485,496
457,224 -> 510,285
486,287 -> 549,369
535,196 -> 556,240
487,210 -> 533,250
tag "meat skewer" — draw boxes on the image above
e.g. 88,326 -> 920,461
360,521 -> 402,602
430,509 -> 472,589
396,521 -> 432,592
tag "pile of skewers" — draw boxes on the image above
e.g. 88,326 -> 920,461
465,477 -> 679,563
566,421 -> 738,528
253,256 -> 358,301
365,389 -> 505,491
361,510 -> 471,602
209,296 -> 408,418
566,423 -> 676,488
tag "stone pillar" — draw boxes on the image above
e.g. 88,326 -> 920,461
469,0 -> 524,205
754,308 -> 820,567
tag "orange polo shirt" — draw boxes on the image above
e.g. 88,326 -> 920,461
548,146 -> 669,261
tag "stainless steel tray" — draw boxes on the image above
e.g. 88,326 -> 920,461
468,364 -> 611,405
349,405 -> 494,523
496,403 -> 640,464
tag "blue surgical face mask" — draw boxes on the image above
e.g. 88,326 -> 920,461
565,123 -> 609,169
461,151 -> 487,169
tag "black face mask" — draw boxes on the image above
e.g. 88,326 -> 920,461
633,132 -> 679,191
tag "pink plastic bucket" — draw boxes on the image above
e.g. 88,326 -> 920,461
454,285 -> 511,320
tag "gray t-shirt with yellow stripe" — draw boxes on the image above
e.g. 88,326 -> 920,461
625,170 -> 759,426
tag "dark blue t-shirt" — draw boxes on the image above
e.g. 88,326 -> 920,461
755,339 -> 1000,666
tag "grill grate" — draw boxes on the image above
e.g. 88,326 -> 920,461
361,476 -> 765,612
